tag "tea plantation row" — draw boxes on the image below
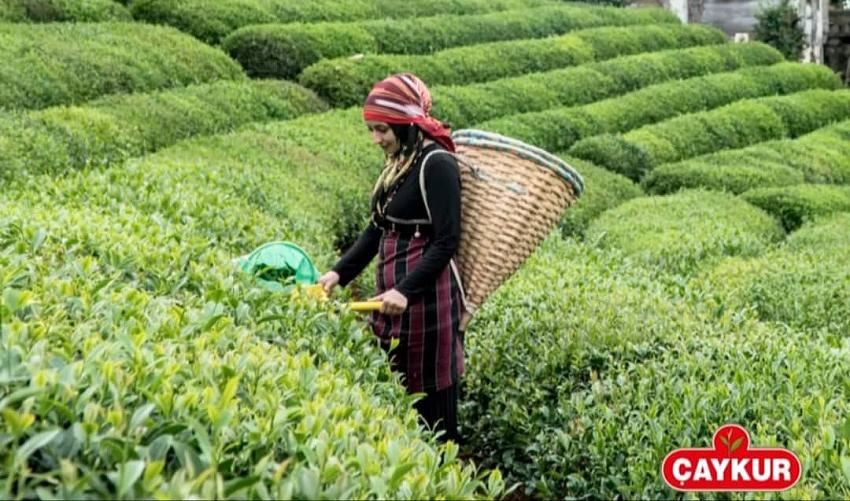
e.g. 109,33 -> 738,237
223,4 -> 677,79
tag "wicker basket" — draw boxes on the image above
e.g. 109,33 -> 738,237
451,129 -> 584,317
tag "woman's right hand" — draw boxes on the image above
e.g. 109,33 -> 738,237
317,271 -> 340,293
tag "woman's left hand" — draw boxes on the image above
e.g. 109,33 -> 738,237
370,289 -> 408,315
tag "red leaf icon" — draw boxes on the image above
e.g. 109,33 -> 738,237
730,437 -> 744,453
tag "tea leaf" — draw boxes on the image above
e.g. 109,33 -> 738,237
172,440 -> 203,477
188,418 -> 214,466
0,387 -> 43,412
115,460 -> 145,497
143,460 -> 165,486
130,404 -> 156,431
15,429 -> 60,466
147,435 -> 173,462
839,456 -> 850,485
297,467 -> 320,499
837,418 -> 850,442
225,475 -> 260,497
824,426 -> 836,451
2,409 -> 35,435
221,377 -> 239,407
31,228 -> 48,253
390,462 -> 416,487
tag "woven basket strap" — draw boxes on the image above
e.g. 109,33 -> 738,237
417,149 -> 449,224
418,149 -> 471,314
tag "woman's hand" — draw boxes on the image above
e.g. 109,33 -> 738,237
317,271 -> 340,293
370,288 -> 408,315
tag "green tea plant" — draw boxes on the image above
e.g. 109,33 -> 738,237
298,23 -> 726,107
432,42 -> 783,128
644,119 -> 850,194
741,184 -> 850,232
569,88 -> 850,180
584,189 -> 784,280
0,1 -> 26,20
131,0 -> 556,44
692,212 -> 850,335
223,5 -> 677,79
480,62 -> 839,157
0,0 -> 131,22
0,80 -> 327,181
556,156 -> 643,238
463,235 -> 850,498
0,121 -> 505,499
784,211 -> 850,251
0,23 -> 244,111
0,206 -> 504,499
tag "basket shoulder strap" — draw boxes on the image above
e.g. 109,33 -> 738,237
417,149 -> 456,224
418,148 -> 469,313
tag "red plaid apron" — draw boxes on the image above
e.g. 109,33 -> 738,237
370,230 -> 464,393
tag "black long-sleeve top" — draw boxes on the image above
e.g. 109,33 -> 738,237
332,143 -> 461,301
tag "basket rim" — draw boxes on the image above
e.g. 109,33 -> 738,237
453,128 -> 585,195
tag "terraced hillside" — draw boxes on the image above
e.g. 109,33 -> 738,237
2,1 -> 849,499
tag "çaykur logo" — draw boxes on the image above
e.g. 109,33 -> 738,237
662,424 -> 802,492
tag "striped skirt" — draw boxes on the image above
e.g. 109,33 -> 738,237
369,230 -> 465,394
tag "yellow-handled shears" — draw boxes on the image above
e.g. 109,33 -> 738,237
300,284 -> 383,312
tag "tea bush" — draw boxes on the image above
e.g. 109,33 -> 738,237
8,104 -> 383,278
11,132 -> 373,267
0,200 -> 504,499
644,153 -> 804,196
462,236 -> 687,494
784,211 -> 850,251
480,62 -> 839,157
644,119 -> 850,194
0,0 -> 132,23
569,88 -> 850,180
692,212 -> 850,335
298,24 -> 727,107
0,23 -> 244,111
741,183 -> 850,231
432,42 -> 783,128
0,0 -> 131,22
550,317 -> 850,499
0,80 -> 327,181
705,253 -> 850,338
556,156 -> 643,238
249,107 -> 385,253
0,1 -> 26,20
463,235 -> 850,498
223,5 -> 677,79
584,189 -> 784,279
131,0 -> 555,44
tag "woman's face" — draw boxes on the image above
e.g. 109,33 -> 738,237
366,121 -> 400,155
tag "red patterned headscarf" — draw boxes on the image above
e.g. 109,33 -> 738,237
363,73 -> 455,152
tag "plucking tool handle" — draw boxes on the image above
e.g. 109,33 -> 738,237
348,301 -> 383,312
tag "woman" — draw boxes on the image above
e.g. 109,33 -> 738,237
318,73 -> 465,444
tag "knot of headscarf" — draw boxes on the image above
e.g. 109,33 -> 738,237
363,73 -> 455,153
